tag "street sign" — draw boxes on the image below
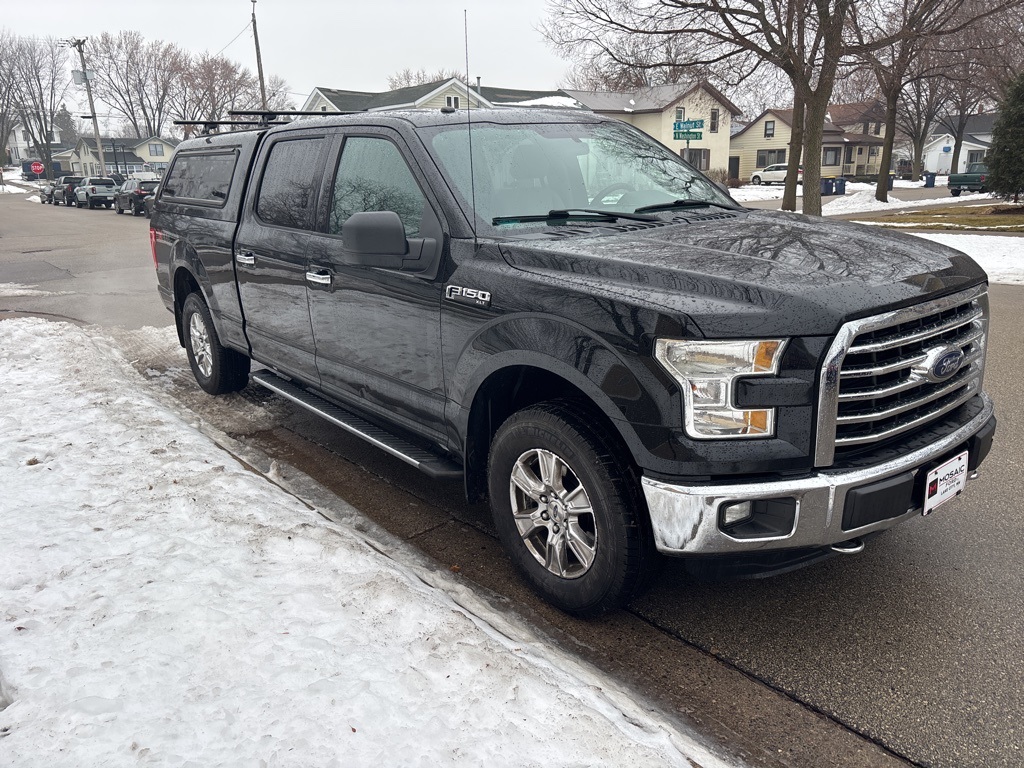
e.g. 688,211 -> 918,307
674,131 -> 703,141
673,119 -> 705,131
30,162 -> 44,175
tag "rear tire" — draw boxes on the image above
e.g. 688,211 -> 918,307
950,188 -> 962,197
487,400 -> 654,616
181,293 -> 251,395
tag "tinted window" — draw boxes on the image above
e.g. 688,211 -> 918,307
256,138 -> 325,229
162,151 -> 238,205
139,181 -> 158,192
329,137 -> 425,237
93,178 -> 116,187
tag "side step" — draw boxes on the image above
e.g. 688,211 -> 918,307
251,370 -> 463,480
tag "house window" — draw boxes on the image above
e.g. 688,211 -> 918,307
321,105 -> 328,112
874,122 -> 881,135
756,149 -> 785,167
684,148 -> 710,171
822,147 -> 841,166
844,145 -> 854,164
869,145 -> 879,157
710,109 -> 719,133
967,150 -> 985,164
445,95 -> 461,109
149,144 -> 164,157
764,120 -> 775,138
675,107 -> 685,122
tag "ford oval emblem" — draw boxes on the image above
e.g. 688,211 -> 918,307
918,345 -> 965,383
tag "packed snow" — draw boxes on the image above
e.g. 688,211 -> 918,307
911,234 -> 1024,285
0,318 -> 735,767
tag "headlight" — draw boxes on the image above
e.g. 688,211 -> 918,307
654,339 -> 787,439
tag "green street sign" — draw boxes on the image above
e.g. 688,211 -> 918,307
674,131 -> 702,140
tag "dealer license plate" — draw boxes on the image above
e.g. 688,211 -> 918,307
922,450 -> 969,515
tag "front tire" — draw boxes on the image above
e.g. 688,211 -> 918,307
750,175 -> 762,185
487,401 -> 653,616
181,292 -> 251,395
115,202 -> 124,214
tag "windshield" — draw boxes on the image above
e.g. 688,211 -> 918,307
424,120 -> 735,232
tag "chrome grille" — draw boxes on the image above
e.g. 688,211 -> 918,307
815,286 -> 988,466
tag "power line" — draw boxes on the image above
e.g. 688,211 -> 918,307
215,22 -> 253,57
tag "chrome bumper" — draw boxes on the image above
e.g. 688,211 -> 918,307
641,394 -> 994,556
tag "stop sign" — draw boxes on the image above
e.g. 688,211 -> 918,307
30,161 -> 44,175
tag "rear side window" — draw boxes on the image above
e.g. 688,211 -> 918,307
256,137 -> 326,229
162,151 -> 238,206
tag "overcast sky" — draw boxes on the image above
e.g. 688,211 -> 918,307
6,0 -> 572,109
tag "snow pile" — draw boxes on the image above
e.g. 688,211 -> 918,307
0,318 -> 732,768
729,185 -> 798,202
500,96 -> 583,109
911,233 -> 1024,285
819,189 -> 984,216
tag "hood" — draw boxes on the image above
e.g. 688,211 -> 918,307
496,209 -> 986,338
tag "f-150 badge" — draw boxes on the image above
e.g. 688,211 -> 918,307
445,285 -> 492,308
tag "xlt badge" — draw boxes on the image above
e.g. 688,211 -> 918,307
445,285 -> 492,308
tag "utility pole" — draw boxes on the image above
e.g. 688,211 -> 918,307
67,38 -> 107,177
251,0 -> 269,111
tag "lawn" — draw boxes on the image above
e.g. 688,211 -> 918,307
853,202 -> 1024,231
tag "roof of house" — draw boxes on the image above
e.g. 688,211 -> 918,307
78,136 -> 179,150
827,100 -> 886,127
563,82 -> 742,116
731,108 -> 845,140
310,80 -> 494,112
478,85 -> 580,108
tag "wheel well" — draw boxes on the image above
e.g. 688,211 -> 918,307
463,365 -> 633,503
172,267 -> 202,347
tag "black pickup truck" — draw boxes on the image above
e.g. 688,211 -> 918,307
151,109 -> 995,615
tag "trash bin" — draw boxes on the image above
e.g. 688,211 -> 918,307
834,177 -> 847,195
821,177 -> 835,196
923,172 -> 936,188
887,174 -> 895,190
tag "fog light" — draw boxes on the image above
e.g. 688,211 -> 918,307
721,501 -> 753,527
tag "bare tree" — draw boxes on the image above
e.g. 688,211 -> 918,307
853,0 -> 1021,200
543,0 -> 865,215
12,36 -> 71,180
0,30 -> 19,167
386,68 -> 463,90
896,55 -> 946,180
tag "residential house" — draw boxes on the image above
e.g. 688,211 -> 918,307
301,79 -> 494,114
730,107 -> 886,182
68,135 -> 180,177
827,100 -> 888,176
922,113 -> 996,175
4,118 -> 69,168
301,79 -> 742,173
562,83 -> 742,173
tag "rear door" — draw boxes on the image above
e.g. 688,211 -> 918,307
234,128 -> 330,383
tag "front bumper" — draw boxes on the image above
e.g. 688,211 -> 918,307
642,394 -> 995,556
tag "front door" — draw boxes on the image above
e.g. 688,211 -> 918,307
305,130 -> 448,445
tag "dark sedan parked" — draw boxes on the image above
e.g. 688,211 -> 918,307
115,179 -> 160,216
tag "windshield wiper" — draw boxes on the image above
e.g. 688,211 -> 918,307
633,199 -> 741,214
491,208 -> 658,226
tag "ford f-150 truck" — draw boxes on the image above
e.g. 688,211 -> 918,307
151,109 -> 996,615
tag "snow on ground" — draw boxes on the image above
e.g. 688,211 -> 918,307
0,318 -> 734,768
911,234 -> 1024,285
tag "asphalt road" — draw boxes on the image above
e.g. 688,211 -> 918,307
2,188 -> 1021,767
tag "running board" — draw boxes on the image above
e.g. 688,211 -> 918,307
251,370 -> 463,480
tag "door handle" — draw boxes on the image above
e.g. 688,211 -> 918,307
235,251 -> 255,266
305,270 -> 332,286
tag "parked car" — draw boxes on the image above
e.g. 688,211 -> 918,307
39,181 -> 55,204
74,177 -> 117,209
52,176 -> 84,206
948,163 -> 988,196
750,164 -> 803,186
115,179 -> 160,215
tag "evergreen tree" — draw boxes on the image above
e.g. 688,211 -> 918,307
53,103 -> 80,147
987,71 -> 1024,204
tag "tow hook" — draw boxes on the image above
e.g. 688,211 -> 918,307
831,538 -> 865,555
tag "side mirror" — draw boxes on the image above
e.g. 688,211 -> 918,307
342,211 -> 408,260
